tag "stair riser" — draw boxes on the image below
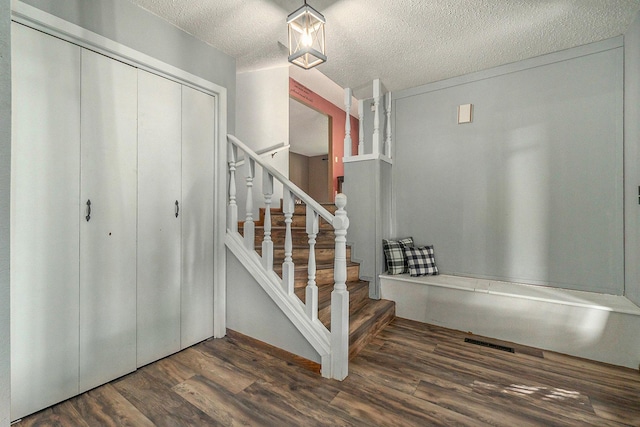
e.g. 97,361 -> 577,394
291,264 -> 360,288
317,283 -> 370,327
257,247 -> 352,265
348,303 -> 396,360
255,228 -> 335,247
266,213 -> 333,229
292,204 -> 337,215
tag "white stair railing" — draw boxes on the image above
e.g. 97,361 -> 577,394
226,134 -> 350,380
344,79 -> 393,161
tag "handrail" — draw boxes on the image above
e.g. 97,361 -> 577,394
227,134 -> 334,224
226,133 -> 349,380
236,141 -> 290,166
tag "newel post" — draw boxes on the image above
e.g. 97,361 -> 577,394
344,88 -> 352,158
331,193 -> 349,380
227,142 -> 238,233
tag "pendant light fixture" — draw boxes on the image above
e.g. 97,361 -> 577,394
287,0 -> 326,69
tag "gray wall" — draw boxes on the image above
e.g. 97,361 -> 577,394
0,2 -> 9,425
226,249 -> 320,363
308,155 -> 329,203
625,12 -> 640,305
343,159 -> 393,298
21,0 -> 236,133
393,39 -> 624,294
344,161 -> 377,282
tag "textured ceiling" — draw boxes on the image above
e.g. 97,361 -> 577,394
128,0 -> 640,97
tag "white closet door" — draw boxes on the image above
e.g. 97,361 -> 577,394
137,69 -> 182,367
79,49 -> 138,392
10,23 -> 81,420
181,86 -> 215,347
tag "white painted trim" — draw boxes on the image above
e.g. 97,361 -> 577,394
381,274 -> 640,314
12,1 -> 229,337
343,153 -> 393,165
213,89 -> 228,338
381,274 -> 640,369
225,232 -> 331,356
394,36 -> 624,101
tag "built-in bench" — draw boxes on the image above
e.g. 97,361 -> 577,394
380,273 -> 640,369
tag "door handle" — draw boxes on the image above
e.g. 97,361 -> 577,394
175,200 -> 179,218
86,199 -> 91,222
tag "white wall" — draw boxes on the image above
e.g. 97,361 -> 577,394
235,66 -> 290,216
0,1 -> 10,425
625,12 -> 640,306
392,38 -> 624,295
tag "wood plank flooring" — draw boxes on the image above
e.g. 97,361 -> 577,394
14,318 -> 640,426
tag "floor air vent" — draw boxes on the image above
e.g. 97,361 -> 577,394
464,338 -> 514,353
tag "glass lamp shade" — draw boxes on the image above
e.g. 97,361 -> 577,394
287,3 -> 326,69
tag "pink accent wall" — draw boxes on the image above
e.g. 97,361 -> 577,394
289,78 -> 359,199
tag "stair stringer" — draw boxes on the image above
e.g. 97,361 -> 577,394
225,231 -> 332,376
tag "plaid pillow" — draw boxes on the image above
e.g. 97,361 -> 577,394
383,237 -> 414,274
404,245 -> 439,277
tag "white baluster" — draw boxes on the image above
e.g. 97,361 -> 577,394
228,142 -> 238,233
306,206 -> 319,321
344,88 -> 352,158
282,189 -> 295,295
243,157 -> 255,251
358,100 -> 364,156
372,79 -> 381,156
262,170 -> 274,271
331,193 -> 349,380
385,92 -> 392,158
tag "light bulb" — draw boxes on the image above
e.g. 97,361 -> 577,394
301,31 -> 312,47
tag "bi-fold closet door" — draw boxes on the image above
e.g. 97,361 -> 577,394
11,23 -> 138,418
11,22 -> 82,419
137,70 -> 182,366
11,23 -> 215,420
79,46 -> 138,394
136,72 -> 215,365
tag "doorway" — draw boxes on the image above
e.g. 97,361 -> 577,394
289,97 -> 333,203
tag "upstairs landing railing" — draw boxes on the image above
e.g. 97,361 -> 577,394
344,78 -> 393,161
226,134 -> 349,380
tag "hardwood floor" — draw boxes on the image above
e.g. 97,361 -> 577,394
14,318 -> 640,426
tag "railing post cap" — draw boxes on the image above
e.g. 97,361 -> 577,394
335,193 -> 347,210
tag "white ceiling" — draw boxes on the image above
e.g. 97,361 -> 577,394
128,0 -> 640,98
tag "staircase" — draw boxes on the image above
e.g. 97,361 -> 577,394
242,202 -> 396,360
